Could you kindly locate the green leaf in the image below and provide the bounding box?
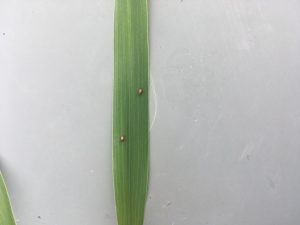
[0,172,16,225]
[113,0,149,225]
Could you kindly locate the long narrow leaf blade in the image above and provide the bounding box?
[0,173,16,225]
[113,0,149,225]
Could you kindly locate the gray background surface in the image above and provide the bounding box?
[1,0,300,225]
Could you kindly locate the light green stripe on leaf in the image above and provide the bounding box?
[0,172,16,225]
[113,0,149,225]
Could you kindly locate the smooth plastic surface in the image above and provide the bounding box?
[1,1,300,225]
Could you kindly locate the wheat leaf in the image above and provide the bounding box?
[0,172,16,225]
[112,0,149,225]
